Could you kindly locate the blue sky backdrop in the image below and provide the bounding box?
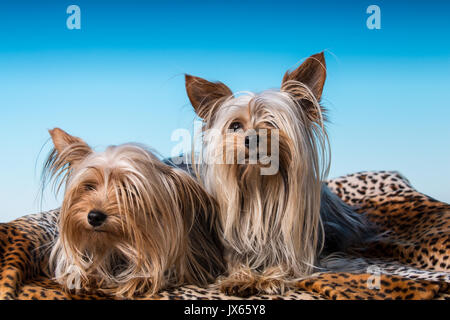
[0,0,449,221]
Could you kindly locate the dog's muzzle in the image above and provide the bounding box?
[244,135,259,149]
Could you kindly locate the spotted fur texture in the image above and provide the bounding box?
[0,171,449,300]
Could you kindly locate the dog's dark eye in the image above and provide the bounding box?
[84,184,96,191]
[229,122,243,132]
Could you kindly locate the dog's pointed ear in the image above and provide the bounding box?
[185,74,232,119]
[282,52,326,101]
[43,128,92,194]
[281,52,327,123]
[48,128,92,164]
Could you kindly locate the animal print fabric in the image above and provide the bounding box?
[0,171,448,300]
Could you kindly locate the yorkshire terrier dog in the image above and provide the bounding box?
[185,52,371,296]
[43,128,224,298]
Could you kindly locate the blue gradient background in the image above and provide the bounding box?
[0,0,449,221]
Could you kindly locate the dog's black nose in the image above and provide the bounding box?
[87,211,107,227]
[245,135,259,149]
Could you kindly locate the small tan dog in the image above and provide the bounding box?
[185,52,370,296]
[44,128,224,298]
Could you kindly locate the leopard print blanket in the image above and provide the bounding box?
[0,171,448,300]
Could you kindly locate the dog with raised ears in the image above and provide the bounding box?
[43,128,225,298]
[185,52,371,297]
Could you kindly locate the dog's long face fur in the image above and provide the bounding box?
[44,128,224,298]
[185,53,329,278]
